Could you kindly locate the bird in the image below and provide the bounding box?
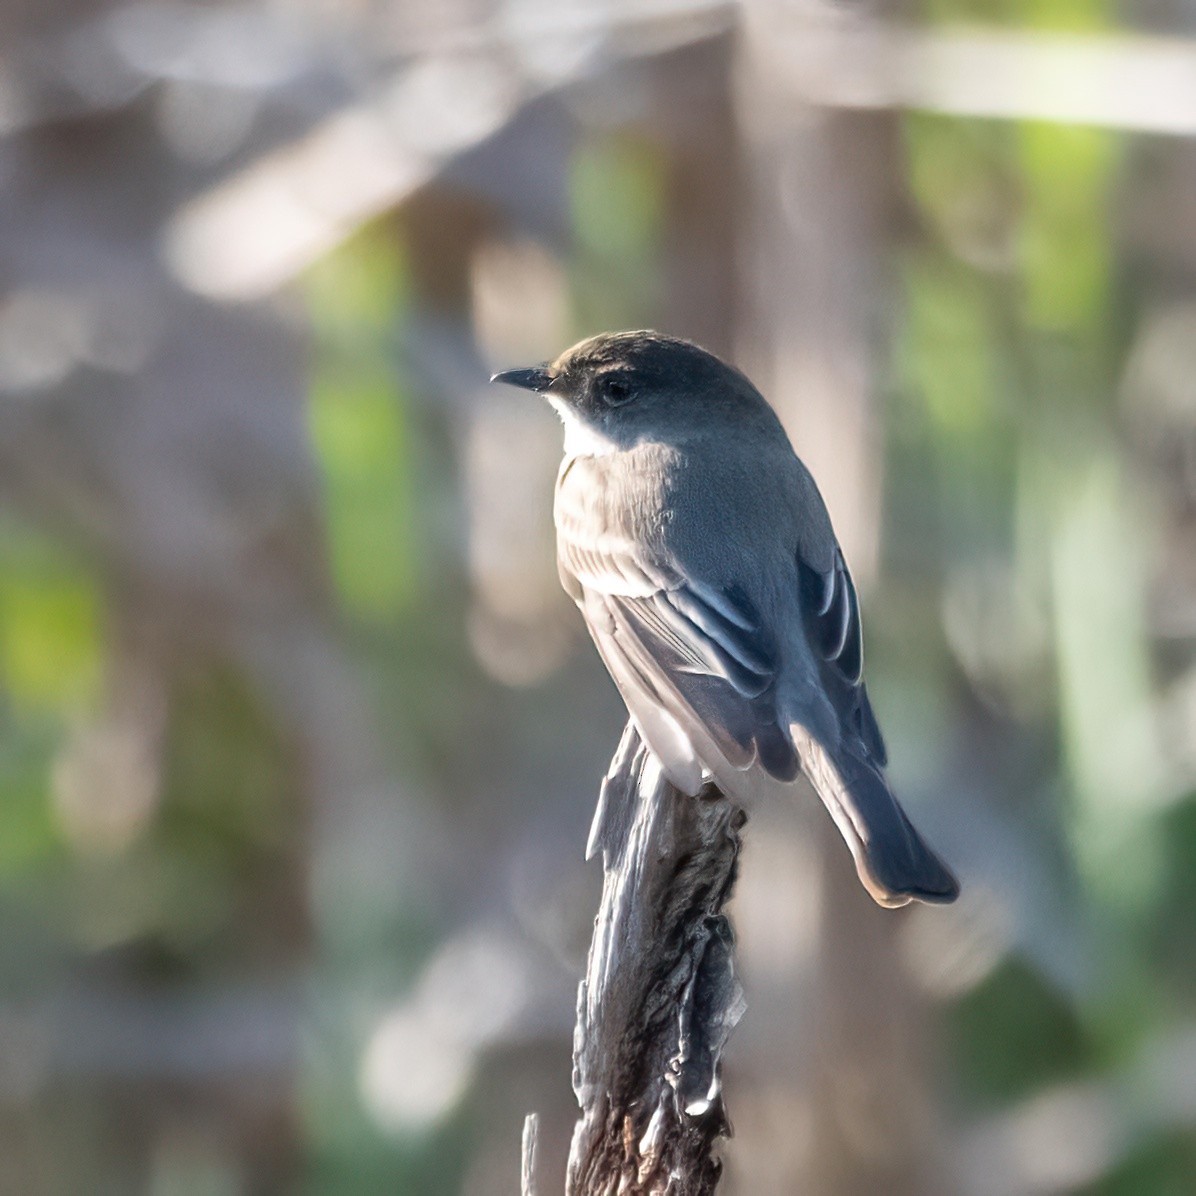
[491,330,958,908]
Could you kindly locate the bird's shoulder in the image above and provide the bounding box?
[659,419,842,584]
[558,427,838,575]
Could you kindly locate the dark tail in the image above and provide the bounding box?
[793,728,959,908]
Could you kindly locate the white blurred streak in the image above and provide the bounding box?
[164,56,520,299]
[164,100,431,299]
[163,1,731,301]
[765,19,1196,136]
[904,31,1196,135]
[389,54,519,156]
[52,663,167,859]
[359,931,543,1134]
[424,933,537,1043]
[899,884,1011,1000]
[962,1082,1121,1196]
[52,720,161,857]
[361,1009,475,1133]
[426,0,731,62]
[15,3,1196,144]
[497,0,605,85]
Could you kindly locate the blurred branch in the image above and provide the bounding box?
[754,18,1196,135]
[156,6,1196,303]
[564,722,745,1195]
[162,7,731,302]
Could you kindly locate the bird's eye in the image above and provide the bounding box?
[602,375,634,407]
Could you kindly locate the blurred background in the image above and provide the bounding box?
[1,0,1195,1193]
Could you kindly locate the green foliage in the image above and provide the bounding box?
[949,957,1090,1103]
[1081,1132,1196,1196]
[1018,122,1116,338]
[0,726,65,880]
[571,135,666,265]
[58,662,300,971]
[310,368,417,621]
[306,224,420,622]
[300,1102,472,1196]
[163,665,291,844]
[569,133,667,331]
[1146,796,1196,999]
[921,0,1111,28]
[901,80,1189,1188]
[1016,0,1112,31]
[0,524,101,714]
[0,523,98,911]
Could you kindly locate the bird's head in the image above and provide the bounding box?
[490,330,768,453]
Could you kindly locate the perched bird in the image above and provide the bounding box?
[492,331,958,908]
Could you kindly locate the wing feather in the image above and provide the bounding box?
[558,530,798,785]
[797,548,885,765]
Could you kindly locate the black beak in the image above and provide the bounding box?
[489,365,554,392]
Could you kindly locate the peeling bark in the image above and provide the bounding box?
[564,722,746,1196]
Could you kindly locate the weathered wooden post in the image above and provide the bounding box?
[524,722,746,1196]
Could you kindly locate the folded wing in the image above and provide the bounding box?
[558,531,800,794]
[558,477,959,908]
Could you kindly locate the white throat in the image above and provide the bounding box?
[552,401,620,458]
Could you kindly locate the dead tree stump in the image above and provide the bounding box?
[558,721,746,1196]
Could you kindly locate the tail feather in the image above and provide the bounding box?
[792,726,959,908]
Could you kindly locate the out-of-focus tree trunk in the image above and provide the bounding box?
[653,36,739,362]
